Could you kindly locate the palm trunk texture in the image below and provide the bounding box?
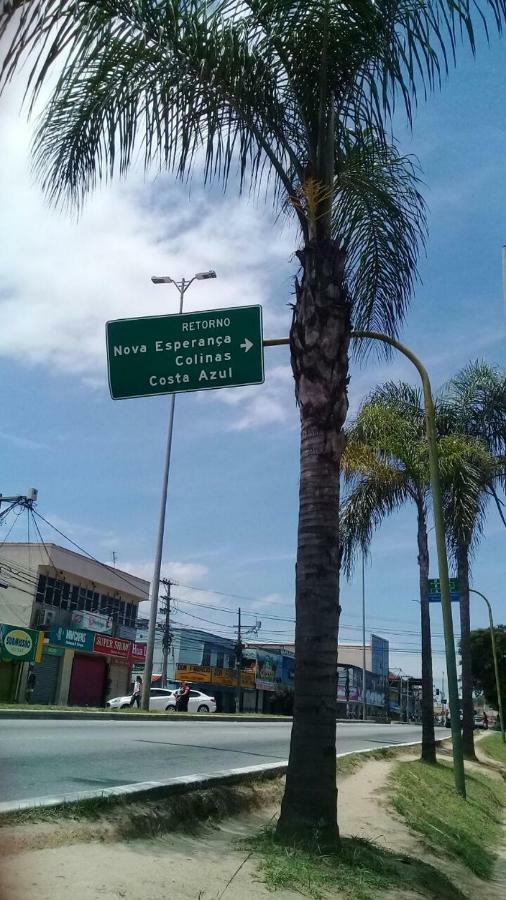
[457,542,475,759]
[416,501,436,763]
[276,238,350,844]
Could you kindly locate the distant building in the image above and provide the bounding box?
[0,543,149,705]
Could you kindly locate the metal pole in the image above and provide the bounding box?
[262,329,466,796]
[236,607,242,714]
[469,589,505,744]
[142,282,185,709]
[353,331,466,797]
[362,551,367,721]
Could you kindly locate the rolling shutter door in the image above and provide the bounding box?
[32,653,60,705]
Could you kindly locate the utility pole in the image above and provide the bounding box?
[235,607,243,714]
[160,579,172,689]
[142,270,217,710]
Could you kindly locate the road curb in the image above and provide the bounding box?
[0,739,442,818]
[0,710,289,723]
[0,710,390,723]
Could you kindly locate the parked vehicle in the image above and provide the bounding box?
[107,686,216,713]
[107,687,176,710]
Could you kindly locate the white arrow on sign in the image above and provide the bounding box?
[240,338,253,352]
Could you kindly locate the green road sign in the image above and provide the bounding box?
[427,577,459,603]
[106,305,264,400]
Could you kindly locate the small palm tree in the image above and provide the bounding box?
[439,362,506,759]
[2,1,505,841]
[341,382,481,763]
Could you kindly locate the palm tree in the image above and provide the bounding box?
[340,382,481,764]
[439,362,506,759]
[2,1,505,842]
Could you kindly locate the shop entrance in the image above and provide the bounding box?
[69,654,107,707]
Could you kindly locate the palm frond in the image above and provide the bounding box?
[340,467,411,577]
[333,134,426,341]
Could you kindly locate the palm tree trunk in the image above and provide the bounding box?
[416,500,436,763]
[457,541,475,759]
[276,238,350,845]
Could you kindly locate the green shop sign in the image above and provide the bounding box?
[0,623,44,662]
[49,624,95,652]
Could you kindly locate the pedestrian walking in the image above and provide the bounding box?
[130,675,142,708]
[175,681,190,712]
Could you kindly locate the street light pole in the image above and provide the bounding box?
[362,551,367,722]
[469,588,505,744]
[352,330,466,797]
[142,271,216,709]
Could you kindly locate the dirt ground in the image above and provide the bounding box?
[0,748,504,900]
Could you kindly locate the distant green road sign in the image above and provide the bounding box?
[106,305,264,399]
[427,577,460,603]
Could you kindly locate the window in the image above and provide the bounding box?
[216,652,224,668]
[70,586,79,610]
[189,691,200,697]
[202,648,211,666]
[36,574,46,603]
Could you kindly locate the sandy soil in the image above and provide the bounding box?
[0,751,504,900]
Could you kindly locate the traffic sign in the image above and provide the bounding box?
[427,578,460,603]
[106,305,264,399]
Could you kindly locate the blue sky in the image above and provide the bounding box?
[1,31,505,686]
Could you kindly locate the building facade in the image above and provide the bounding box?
[0,543,149,705]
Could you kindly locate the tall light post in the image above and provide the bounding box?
[469,588,505,744]
[142,270,217,709]
[361,550,367,721]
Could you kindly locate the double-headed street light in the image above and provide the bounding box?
[141,269,217,710]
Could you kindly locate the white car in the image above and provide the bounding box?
[106,686,216,713]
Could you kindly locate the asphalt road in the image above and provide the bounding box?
[0,720,448,803]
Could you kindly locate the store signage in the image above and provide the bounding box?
[211,667,255,689]
[43,644,65,657]
[130,641,146,663]
[71,610,113,634]
[93,633,130,659]
[106,305,264,400]
[175,663,212,683]
[0,623,44,663]
[49,625,95,652]
[175,663,255,689]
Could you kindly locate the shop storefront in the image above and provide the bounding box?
[34,624,147,707]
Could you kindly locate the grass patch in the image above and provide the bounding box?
[247,828,465,900]
[480,733,506,767]
[390,759,506,879]
[0,776,285,834]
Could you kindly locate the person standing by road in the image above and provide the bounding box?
[176,681,190,712]
[130,675,142,708]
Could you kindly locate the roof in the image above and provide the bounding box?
[0,542,149,601]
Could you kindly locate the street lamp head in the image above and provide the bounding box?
[151,276,173,284]
[195,270,217,280]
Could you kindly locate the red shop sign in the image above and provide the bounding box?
[130,642,146,663]
[93,633,130,659]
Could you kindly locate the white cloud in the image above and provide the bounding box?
[216,364,296,430]
[0,82,295,408]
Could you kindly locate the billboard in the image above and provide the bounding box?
[371,634,389,677]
